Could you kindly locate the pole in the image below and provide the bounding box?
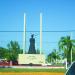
[23,13,26,54]
[40,13,42,54]
[70,32,72,65]
[66,58,67,69]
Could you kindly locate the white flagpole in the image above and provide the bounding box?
[23,13,26,54]
[40,13,42,54]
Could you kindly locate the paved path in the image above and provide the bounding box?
[12,66,65,69]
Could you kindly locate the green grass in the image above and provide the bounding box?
[52,63,65,67]
[0,68,66,73]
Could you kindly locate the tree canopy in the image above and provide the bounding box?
[58,36,75,64]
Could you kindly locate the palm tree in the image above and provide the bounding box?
[58,36,75,64]
[47,49,60,64]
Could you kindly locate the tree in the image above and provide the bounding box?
[72,46,75,61]
[7,41,23,61]
[0,47,8,59]
[36,49,40,54]
[47,49,60,64]
[58,36,75,64]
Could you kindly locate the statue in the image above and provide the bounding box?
[28,34,36,54]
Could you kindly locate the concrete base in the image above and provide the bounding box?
[18,54,45,65]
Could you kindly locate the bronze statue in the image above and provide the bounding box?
[28,34,36,54]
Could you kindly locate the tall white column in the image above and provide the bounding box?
[40,13,42,54]
[23,13,26,54]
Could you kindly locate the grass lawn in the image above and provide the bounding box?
[0,68,66,73]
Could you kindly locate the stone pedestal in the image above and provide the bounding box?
[18,54,45,65]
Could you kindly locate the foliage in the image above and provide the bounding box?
[47,49,60,63]
[7,41,23,61]
[58,36,75,63]
[0,47,8,59]
[36,49,40,54]
[72,46,75,61]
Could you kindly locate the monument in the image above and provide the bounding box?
[28,34,36,54]
[18,13,45,65]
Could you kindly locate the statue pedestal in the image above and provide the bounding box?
[18,54,45,65]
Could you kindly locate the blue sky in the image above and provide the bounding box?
[0,0,75,55]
